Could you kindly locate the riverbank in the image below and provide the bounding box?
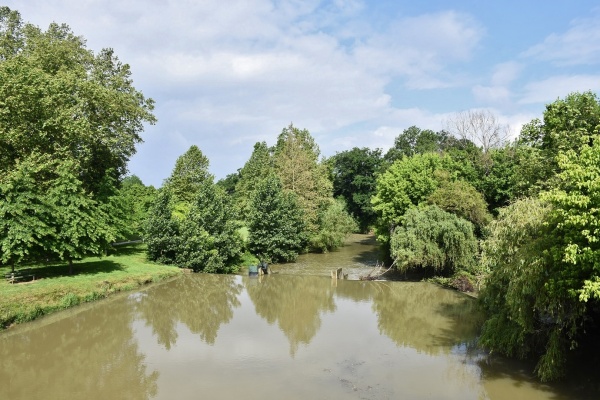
[0,243,182,330]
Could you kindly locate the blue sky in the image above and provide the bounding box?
[5,0,600,187]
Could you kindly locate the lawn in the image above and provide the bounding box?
[0,243,182,329]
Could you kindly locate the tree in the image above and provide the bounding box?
[384,126,451,163]
[163,145,211,212]
[234,141,273,222]
[329,147,383,232]
[390,205,477,275]
[444,109,510,155]
[247,175,308,262]
[273,124,332,233]
[177,183,243,273]
[479,95,600,381]
[518,91,600,192]
[144,190,179,265]
[310,199,358,253]
[427,178,491,236]
[371,153,459,244]
[0,8,156,194]
[0,7,155,272]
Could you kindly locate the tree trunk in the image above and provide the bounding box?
[68,258,74,275]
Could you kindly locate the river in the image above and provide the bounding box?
[0,234,597,399]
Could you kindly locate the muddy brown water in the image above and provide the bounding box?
[0,234,598,399]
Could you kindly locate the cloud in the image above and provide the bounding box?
[519,75,600,104]
[523,11,600,66]
[353,11,484,89]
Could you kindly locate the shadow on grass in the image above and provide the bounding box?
[108,243,146,257]
[24,260,126,280]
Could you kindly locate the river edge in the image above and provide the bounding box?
[0,243,183,330]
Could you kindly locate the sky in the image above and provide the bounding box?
[5,0,600,187]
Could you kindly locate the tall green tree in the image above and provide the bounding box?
[0,7,155,194]
[178,183,243,273]
[144,190,179,265]
[0,7,155,271]
[247,175,308,262]
[273,124,332,233]
[234,141,273,222]
[163,145,211,214]
[330,147,382,232]
[518,91,600,192]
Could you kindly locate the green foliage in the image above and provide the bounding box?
[478,197,564,380]
[390,205,477,274]
[0,153,56,267]
[216,172,240,196]
[178,184,243,273]
[371,152,459,243]
[427,178,491,236]
[310,198,358,253]
[0,7,154,272]
[480,136,600,380]
[164,145,211,212]
[0,9,155,194]
[517,91,600,192]
[234,141,273,222]
[330,147,383,232]
[543,135,600,305]
[0,153,117,271]
[384,126,451,163]
[273,124,333,233]
[145,147,243,273]
[117,175,157,239]
[144,190,179,264]
[247,175,308,262]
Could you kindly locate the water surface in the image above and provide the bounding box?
[1,235,598,399]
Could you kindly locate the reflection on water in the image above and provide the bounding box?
[135,274,242,347]
[0,295,158,400]
[245,275,335,356]
[372,281,481,355]
[1,235,598,399]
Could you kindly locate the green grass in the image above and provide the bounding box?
[0,243,182,330]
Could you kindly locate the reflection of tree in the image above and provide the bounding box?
[372,282,480,355]
[245,275,335,356]
[0,297,157,400]
[136,274,242,346]
[334,279,375,303]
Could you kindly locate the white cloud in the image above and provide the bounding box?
[491,62,521,86]
[519,75,600,104]
[523,11,600,66]
[352,11,483,89]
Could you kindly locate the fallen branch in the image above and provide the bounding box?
[359,261,395,281]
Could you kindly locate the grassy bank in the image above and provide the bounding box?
[0,243,182,330]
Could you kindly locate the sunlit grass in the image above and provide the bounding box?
[0,243,182,329]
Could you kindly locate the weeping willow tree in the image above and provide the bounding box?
[390,205,477,274]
